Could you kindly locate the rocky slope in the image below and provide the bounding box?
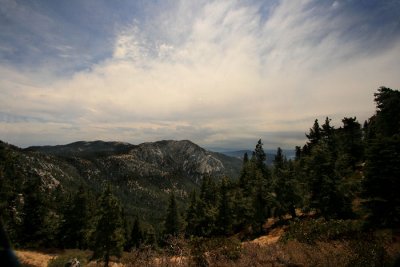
[3,139,242,223]
[26,139,241,184]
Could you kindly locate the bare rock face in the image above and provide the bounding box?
[127,140,227,181]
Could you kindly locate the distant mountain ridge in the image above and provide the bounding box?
[26,139,241,182]
[26,140,135,156]
[221,149,296,165]
[2,139,242,224]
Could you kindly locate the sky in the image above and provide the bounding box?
[1,0,400,150]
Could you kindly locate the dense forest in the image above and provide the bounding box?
[1,86,400,266]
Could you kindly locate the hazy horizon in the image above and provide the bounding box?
[1,0,400,150]
[9,138,295,154]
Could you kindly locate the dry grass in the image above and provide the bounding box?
[16,250,56,267]
[14,226,400,267]
[232,240,351,267]
[247,227,285,246]
[86,262,124,267]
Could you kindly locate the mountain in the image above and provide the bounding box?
[221,149,296,165]
[2,139,242,225]
[26,139,241,183]
[26,140,134,156]
[220,150,253,159]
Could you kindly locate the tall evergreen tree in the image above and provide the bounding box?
[236,140,273,233]
[60,185,91,249]
[363,136,400,227]
[216,178,233,236]
[129,217,143,250]
[193,177,218,236]
[273,147,285,170]
[164,193,181,237]
[305,142,353,219]
[0,143,24,244]
[321,117,334,138]
[254,139,267,174]
[239,152,250,191]
[305,119,321,149]
[91,185,125,267]
[243,152,249,163]
[321,117,336,151]
[273,148,300,219]
[239,159,252,195]
[337,117,363,168]
[372,86,400,136]
[19,175,50,247]
[185,190,198,237]
[295,146,302,160]
[251,182,269,234]
[362,87,400,227]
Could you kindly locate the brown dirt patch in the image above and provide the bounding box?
[250,227,285,246]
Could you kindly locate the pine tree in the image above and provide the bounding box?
[273,147,285,170]
[243,152,249,163]
[373,86,400,136]
[239,159,252,195]
[321,117,334,138]
[60,185,91,249]
[336,117,363,172]
[252,186,266,234]
[185,190,198,237]
[254,139,267,174]
[193,177,218,236]
[216,178,233,236]
[274,160,301,219]
[129,217,143,250]
[305,143,353,219]
[273,147,286,218]
[295,146,302,160]
[321,117,336,151]
[164,193,181,237]
[91,185,125,267]
[200,176,217,206]
[239,152,250,190]
[362,87,400,227]
[236,140,274,233]
[0,144,23,244]
[304,119,321,154]
[19,175,49,247]
[363,136,400,227]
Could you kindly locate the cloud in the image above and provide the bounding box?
[1,0,400,149]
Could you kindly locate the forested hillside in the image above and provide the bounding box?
[1,87,400,266]
[0,139,241,249]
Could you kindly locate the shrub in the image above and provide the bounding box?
[189,236,242,266]
[281,218,363,244]
[120,245,160,267]
[347,231,394,267]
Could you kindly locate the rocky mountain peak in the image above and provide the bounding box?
[24,139,241,184]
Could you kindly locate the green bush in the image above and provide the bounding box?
[48,250,90,267]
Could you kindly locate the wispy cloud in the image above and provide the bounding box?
[1,0,400,149]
